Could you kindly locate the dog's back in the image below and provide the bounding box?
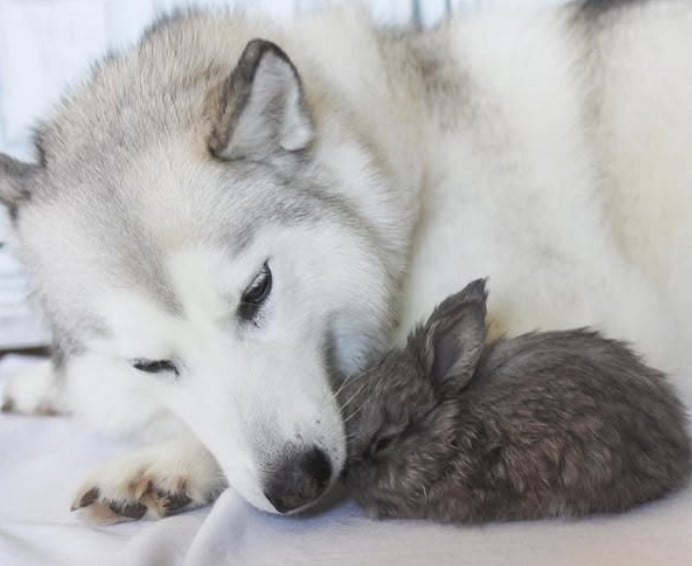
[391,0,692,378]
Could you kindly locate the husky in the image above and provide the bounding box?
[1,0,692,522]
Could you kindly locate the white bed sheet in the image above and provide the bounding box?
[2,354,692,566]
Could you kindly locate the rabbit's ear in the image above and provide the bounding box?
[419,279,488,392]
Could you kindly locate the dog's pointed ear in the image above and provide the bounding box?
[417,279,488,394]
[0,154,38,216]
[208,39,314,161]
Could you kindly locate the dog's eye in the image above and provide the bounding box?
[238,261,272,321]
[133,359,179,377]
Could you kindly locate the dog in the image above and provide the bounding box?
[1,0,691,522]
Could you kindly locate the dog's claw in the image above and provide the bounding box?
[159,490,192,515]
[109,500,148,520]
[72,486,100,510]
[0,398,14,413]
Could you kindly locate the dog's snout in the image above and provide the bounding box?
[263,446,332,513]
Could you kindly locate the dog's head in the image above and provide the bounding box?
[0,21,401,514]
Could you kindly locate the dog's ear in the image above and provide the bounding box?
[418,279,488,394]
[208,39,314,161]
[0,154,39,217]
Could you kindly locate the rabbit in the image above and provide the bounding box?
[338,279,692,522]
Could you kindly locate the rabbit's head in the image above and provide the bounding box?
[338,279,487,511]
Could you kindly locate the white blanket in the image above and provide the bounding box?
[2,355,692,566]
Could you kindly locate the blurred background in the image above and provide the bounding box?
[0,0,568,349]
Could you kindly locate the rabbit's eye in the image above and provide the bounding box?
[373,435,394,454]
[370,427,402,457]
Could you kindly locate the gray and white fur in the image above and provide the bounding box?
[341,279,692,522]
[2,0,692,521]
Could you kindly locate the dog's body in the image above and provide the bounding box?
[2,0,692,520]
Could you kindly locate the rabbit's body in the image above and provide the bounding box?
[341,281,691,522]
[419,330,689,521]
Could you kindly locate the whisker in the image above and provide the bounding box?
[342,406,364,425]
[343,404,362,421]
[317,376,350,409]
[339,380,368,413]
[332,377,351,398]
[332,372,364,401]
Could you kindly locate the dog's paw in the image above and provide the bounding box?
[71,439,226,524]
[1,360,64,416]
[71,472,198,523]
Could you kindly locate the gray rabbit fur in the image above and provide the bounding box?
[339,279,692,522]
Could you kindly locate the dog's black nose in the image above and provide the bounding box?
[263,446,332,513]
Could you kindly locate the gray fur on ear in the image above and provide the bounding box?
[420,278,488,391]
[0,154,38,215]
[208,38,314,161]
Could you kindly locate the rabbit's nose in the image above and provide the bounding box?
[263,446,333,513]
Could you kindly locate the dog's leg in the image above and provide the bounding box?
[71,434,227,524]
[1,359,66,415]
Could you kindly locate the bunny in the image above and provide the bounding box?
[339,279,692,522]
